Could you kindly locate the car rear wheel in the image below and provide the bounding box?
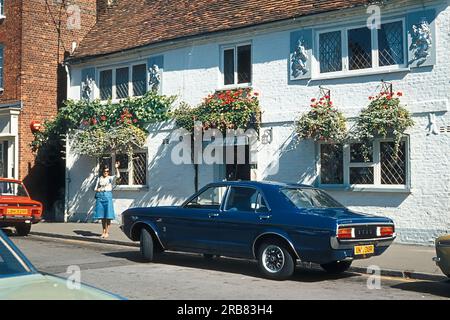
[321,260,352,274]
[15,224,31,236]
[257,241,295,280]
[140,228,155,262]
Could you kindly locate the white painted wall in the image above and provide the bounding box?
[66,1,450,244]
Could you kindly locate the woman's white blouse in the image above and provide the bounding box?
[94,176,118,192]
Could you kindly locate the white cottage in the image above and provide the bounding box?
[65,0,450,245]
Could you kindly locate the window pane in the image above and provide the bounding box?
[237,45,251,84]
[350,167,374,184]
[348,27,372,70]
[99,70,112,100]
[225,187,258,212]
[319,31,342,73]
[132,64,147,96]
[133,153,147,185]
[350,143,373,163]
[116,154,129,185]
[116,67,129,99]
[224,49,235,85]
[320,144,343,184]
[378,21,404,66]
[186,186,227,209]
[381,141,406,185]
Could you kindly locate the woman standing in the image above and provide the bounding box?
[93,161,120,238]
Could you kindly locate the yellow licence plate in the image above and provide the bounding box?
[6,208,28,215]
[354,245,375,255]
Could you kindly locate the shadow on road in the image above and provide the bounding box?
[73,230,102,237]
[390,280,450,299]
[103,250,359,283]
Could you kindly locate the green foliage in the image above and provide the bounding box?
[296,96,347,143]
[172,88,261,132]
[354,91,414,157]
[32,91,175,160]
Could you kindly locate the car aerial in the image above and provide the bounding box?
[121,181,396,280]
[0,178,43,236]
[0,229,123,300]
[433,234,450,279]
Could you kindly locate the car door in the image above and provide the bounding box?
[163,185,228,253]
[215,186,272,258]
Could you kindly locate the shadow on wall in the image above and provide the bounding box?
[261,131,317,185]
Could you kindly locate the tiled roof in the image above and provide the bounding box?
[71,0,371,60]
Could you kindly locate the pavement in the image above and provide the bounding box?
[28,222,448,282]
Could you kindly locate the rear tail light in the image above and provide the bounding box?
[377,226,394,237]
[0,208,3,215]
[337,227,354,239]
[31,209,41,217]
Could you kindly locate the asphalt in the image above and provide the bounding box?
[27,222,448,282]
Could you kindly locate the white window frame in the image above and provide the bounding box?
[312,18,407,79]
[109,150,148,189]
[220,42,252,89]
[97,61,148,102]
[317,137,410,192]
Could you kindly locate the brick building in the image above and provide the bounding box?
[0,0,108,217]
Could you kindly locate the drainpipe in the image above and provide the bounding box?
[63,64,71,223]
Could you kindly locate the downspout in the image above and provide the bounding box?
[63,63,71,222]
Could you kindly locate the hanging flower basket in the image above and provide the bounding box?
[173,88,262,133]
[354,91,414,156]
[295,96,347,143]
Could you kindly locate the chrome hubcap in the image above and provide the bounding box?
[262,245,285,273]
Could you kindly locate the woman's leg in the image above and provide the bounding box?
[101,219,107,237]
[105,219,111,238]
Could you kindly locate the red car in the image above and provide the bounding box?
[0,178,43,236]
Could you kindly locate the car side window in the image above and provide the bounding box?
[225,187,267,213]
[185,186,227,210]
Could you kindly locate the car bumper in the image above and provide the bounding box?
[0,216,41,227]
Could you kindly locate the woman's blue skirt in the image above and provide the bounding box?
[93,191,116,220]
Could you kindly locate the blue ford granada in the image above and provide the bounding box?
[121,181,395,280]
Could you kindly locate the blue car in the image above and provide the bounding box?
[121,181,396,280]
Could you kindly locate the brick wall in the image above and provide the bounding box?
[17,0,97,214]
[0,1,22,105]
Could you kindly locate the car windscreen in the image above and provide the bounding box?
[0,234,31,278]
[0,181,29,197]
[281,188,344,209]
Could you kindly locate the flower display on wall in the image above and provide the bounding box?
[354,90,414,157]
[173,88,261,133]
[295,95,347,143]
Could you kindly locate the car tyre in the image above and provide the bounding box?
[257,240,295,280]
[320,260,352,274]
[15,224,31,236]
[140,228,155,262]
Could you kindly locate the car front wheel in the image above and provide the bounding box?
[140,228,155,262]
[15,224,31,236]
[321,260,352,274]
[257,241,295,280]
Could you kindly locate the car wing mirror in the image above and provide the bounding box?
[256,206,270,214]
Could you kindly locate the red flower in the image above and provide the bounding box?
[311,98,316,103]
[100,115,107,121]
[133,119,138,123]
[369,96,373,100]
[91,118,97,125]
[254,92,259,96]
[397,91,403,97]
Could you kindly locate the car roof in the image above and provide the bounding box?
[206,180,314,189]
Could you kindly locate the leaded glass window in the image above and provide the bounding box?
[319,31,342,73]
[378,21,404,67]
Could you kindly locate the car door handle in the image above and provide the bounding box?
[208,213,220,218]
[259,215,272,220]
